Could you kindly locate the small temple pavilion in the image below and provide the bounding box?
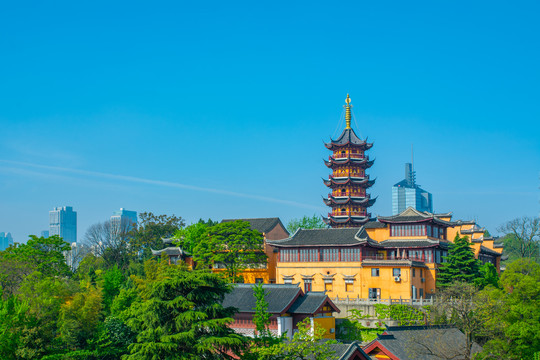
[323,94,376,228]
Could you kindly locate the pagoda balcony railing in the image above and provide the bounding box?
[330,193,368,198]
[332,153,366,160]
[328,212,370,217]
[328,175,366,180]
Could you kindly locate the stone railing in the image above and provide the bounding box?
[332,296,433,306]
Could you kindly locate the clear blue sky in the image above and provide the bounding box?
[1,1,539,242]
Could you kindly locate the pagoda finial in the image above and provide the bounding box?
[344,94,352,129]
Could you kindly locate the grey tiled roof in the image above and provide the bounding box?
[221,284,338,315]
[327,342,369,360]
[222,284,301,314]
[151,247,187,256]
[367,325,482,360]
[325,128,372,148]
[269,227,374,247]
[221,218,289,236]
[288,291,339,314]
[364,221,386,229]
[378,207,453,226]
[480,245,502,256]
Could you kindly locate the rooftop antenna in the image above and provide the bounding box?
[411,143,414,172]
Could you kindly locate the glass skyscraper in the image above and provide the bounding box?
[110,208,138,234]
[49,206,77,244]
[392,163,433,215]
[0,232,14,251]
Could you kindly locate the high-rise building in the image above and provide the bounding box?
[110,208,138,234]
[0,232,14,251]
[49,206,77,243]
[392,163,433,215]
[322,95,376,227]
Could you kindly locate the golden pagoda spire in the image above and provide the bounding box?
[344,94,352,129]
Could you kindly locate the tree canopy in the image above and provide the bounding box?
[286,214,327,233]
[193,220,267,282]
[436,234,480,288]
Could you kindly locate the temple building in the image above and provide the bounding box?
[323,94,376,228]
[270,207,503,301]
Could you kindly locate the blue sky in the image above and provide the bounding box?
[1,1,539,242]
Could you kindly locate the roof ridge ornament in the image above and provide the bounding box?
[344,94,352,129]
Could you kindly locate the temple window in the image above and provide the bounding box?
[304,280,312,293]
[325,282,333,292]
[371,268,380,277]
[299,249,318,262]
[341,248,361,262]
[369,288,381,299]
[412,268,416,277]
[322,248,339,262]
[346,282,353,292]
[393,268,401,277]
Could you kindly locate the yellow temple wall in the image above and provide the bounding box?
[276,262,427,300]
[366,227,389,242]
[313,317,336,339]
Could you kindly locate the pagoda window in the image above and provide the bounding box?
[341,248,360,262]
[341,189,346,194]
[341,150,346,154]
[340,208,346,213]
[322,248,339,262]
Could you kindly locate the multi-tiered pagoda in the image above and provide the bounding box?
[322,95,376,228]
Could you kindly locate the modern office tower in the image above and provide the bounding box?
[392,163,433,215]
[41,230,50,238]
[49,206,77,243]
[110,208,138,234]
[0,232,14,251]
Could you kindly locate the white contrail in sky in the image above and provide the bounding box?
[0,159,321,210]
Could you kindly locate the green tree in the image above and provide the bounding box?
[129,212,185,260]
[252,282,271,338]
[57,282,103,351]
[436,234,480,288]
[478,259,540,359]
[0,292,33,360]
[256,318,337,360]
[193,220,267,282]
[286,214,327,233]
[123,260,246,359]
[172,222,209,254]
[99,265,126,313]
[474,262,500,289]
[498,216,540,261]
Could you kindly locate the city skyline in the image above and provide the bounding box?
[1,1,539,242]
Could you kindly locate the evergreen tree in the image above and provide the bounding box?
[437,234,480,288]
[123,259,246,359]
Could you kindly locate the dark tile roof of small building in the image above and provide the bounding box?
[366,325,481,360]
[222,284,301,314]
[269,227,375,247]
[287,291,330,314]
[222,284,338,315]
[327,342,370,360]
[221,218,289,236]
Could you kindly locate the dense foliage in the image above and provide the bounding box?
[286,214,327,233]
[437,234,480,287]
